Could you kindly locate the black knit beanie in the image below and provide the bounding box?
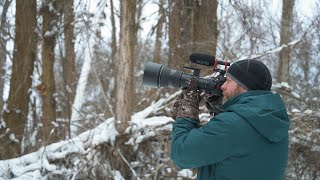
[227,59,272,91]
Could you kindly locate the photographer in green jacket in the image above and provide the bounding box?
[170,59,290,180]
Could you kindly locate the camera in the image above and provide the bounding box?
[142,53,230,97]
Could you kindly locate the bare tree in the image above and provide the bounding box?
[192,0,218,54]
[153,0,165,64]
[115,0,137,133]
[168,0,218,69]
[168,0,192,69]
[110,0,117,66]
[40,0,59,144]
[277,0,295,83]
[109,0,117,115]
[1,0,37,159]
[192,0,218,75]
[62,0,76,139]
[0,0,12,112]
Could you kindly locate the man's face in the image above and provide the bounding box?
[221,76,247,104]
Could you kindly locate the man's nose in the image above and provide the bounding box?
[221,82,226,90]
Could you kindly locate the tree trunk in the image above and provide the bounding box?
[63,0,76,139]
[110,0,117,64]
[40,0,58,144]
[1,0,37,159]
[168,0,193,69]
[109,0,117,115]
[115,0,137,133]
[298,39,311,106]
[277,0,294,83]
[0,0,12,112]
[192,0,218,74]
[70,50,92,136]
[153,0,165,64]
[168,0,218,70]
[192,0,218,54]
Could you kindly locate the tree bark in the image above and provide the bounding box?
[1,0,37,159]
[277,0,294,83]
[110,0,117,64]
[168,0,193,69]
[192,0,218,74]
[109,0,117,114]
[0,0,12,112]
[40,0,58,144]
[63,0,76,139]
[153,0,165,64]
[192,0,218,54]
[168,0,218,70]
[115,0,137,133]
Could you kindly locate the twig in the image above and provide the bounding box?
[242,13,320,61]
[117,148,140,180]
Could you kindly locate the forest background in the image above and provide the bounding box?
[0,0,319,179]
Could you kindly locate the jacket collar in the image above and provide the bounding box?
[220,90,272,110]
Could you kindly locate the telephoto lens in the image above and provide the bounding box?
[142,62,224,97]
[142,62,190,88]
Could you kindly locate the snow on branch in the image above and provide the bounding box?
[240,39,302,60]
[240,15,320,61]
[0,94,176,179]
[0,117,113,178]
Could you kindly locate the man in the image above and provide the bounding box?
[170,59,290,180]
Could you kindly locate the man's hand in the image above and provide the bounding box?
[170,93,183,120]
[170,78,203,121]
[205,94,223,116]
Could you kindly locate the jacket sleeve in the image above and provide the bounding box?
[171,113,242,169]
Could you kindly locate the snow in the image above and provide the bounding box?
[113,170,125,180]
[1,0,319,179]
[0,96,174,179]
[238,38,303,61]
[272,82,292,91]
[0,119,5,128]
[0,118,103,179]
[126,115,173,150]
[311,145,320,152]
[125,94,176,150]
[279,82,291,89]
[177,169,196,179]
[70,49,92,136]
[291,92,300,99]
[291,109,301,113]
[303,109,313,114]
[1,73,317,179]
[130,116,173,132]
[91,118,118,146]
[9,133,19,143]
[129,91,180,122]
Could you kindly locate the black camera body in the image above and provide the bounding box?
[142,53,230,97]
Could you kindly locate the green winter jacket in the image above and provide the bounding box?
[171,91,290,180]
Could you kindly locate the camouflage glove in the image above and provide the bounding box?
[205,94,223,116]
[170,78,203,121]
[170,93,183,120]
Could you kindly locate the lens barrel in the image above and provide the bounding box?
[142,62,224,96]
[142,62,163,87]
[143,62,190,88]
